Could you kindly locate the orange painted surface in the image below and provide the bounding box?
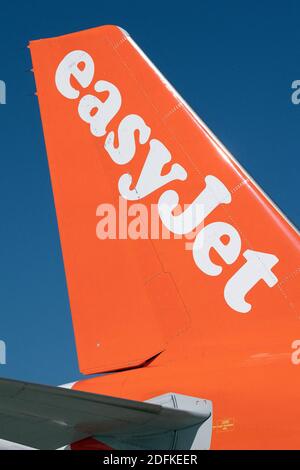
[71,437,112,450]
[30,25,300,449]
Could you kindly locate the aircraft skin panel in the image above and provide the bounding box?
[28,26,300,449]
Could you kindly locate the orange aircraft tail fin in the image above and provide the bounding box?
[30,26,300,376]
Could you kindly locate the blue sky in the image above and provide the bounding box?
[0,0,299,385]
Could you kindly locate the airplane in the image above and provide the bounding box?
[0,25,299,450]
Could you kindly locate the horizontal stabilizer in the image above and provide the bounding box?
[0,378,212,450]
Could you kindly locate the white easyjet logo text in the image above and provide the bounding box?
[55,50,279,313]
